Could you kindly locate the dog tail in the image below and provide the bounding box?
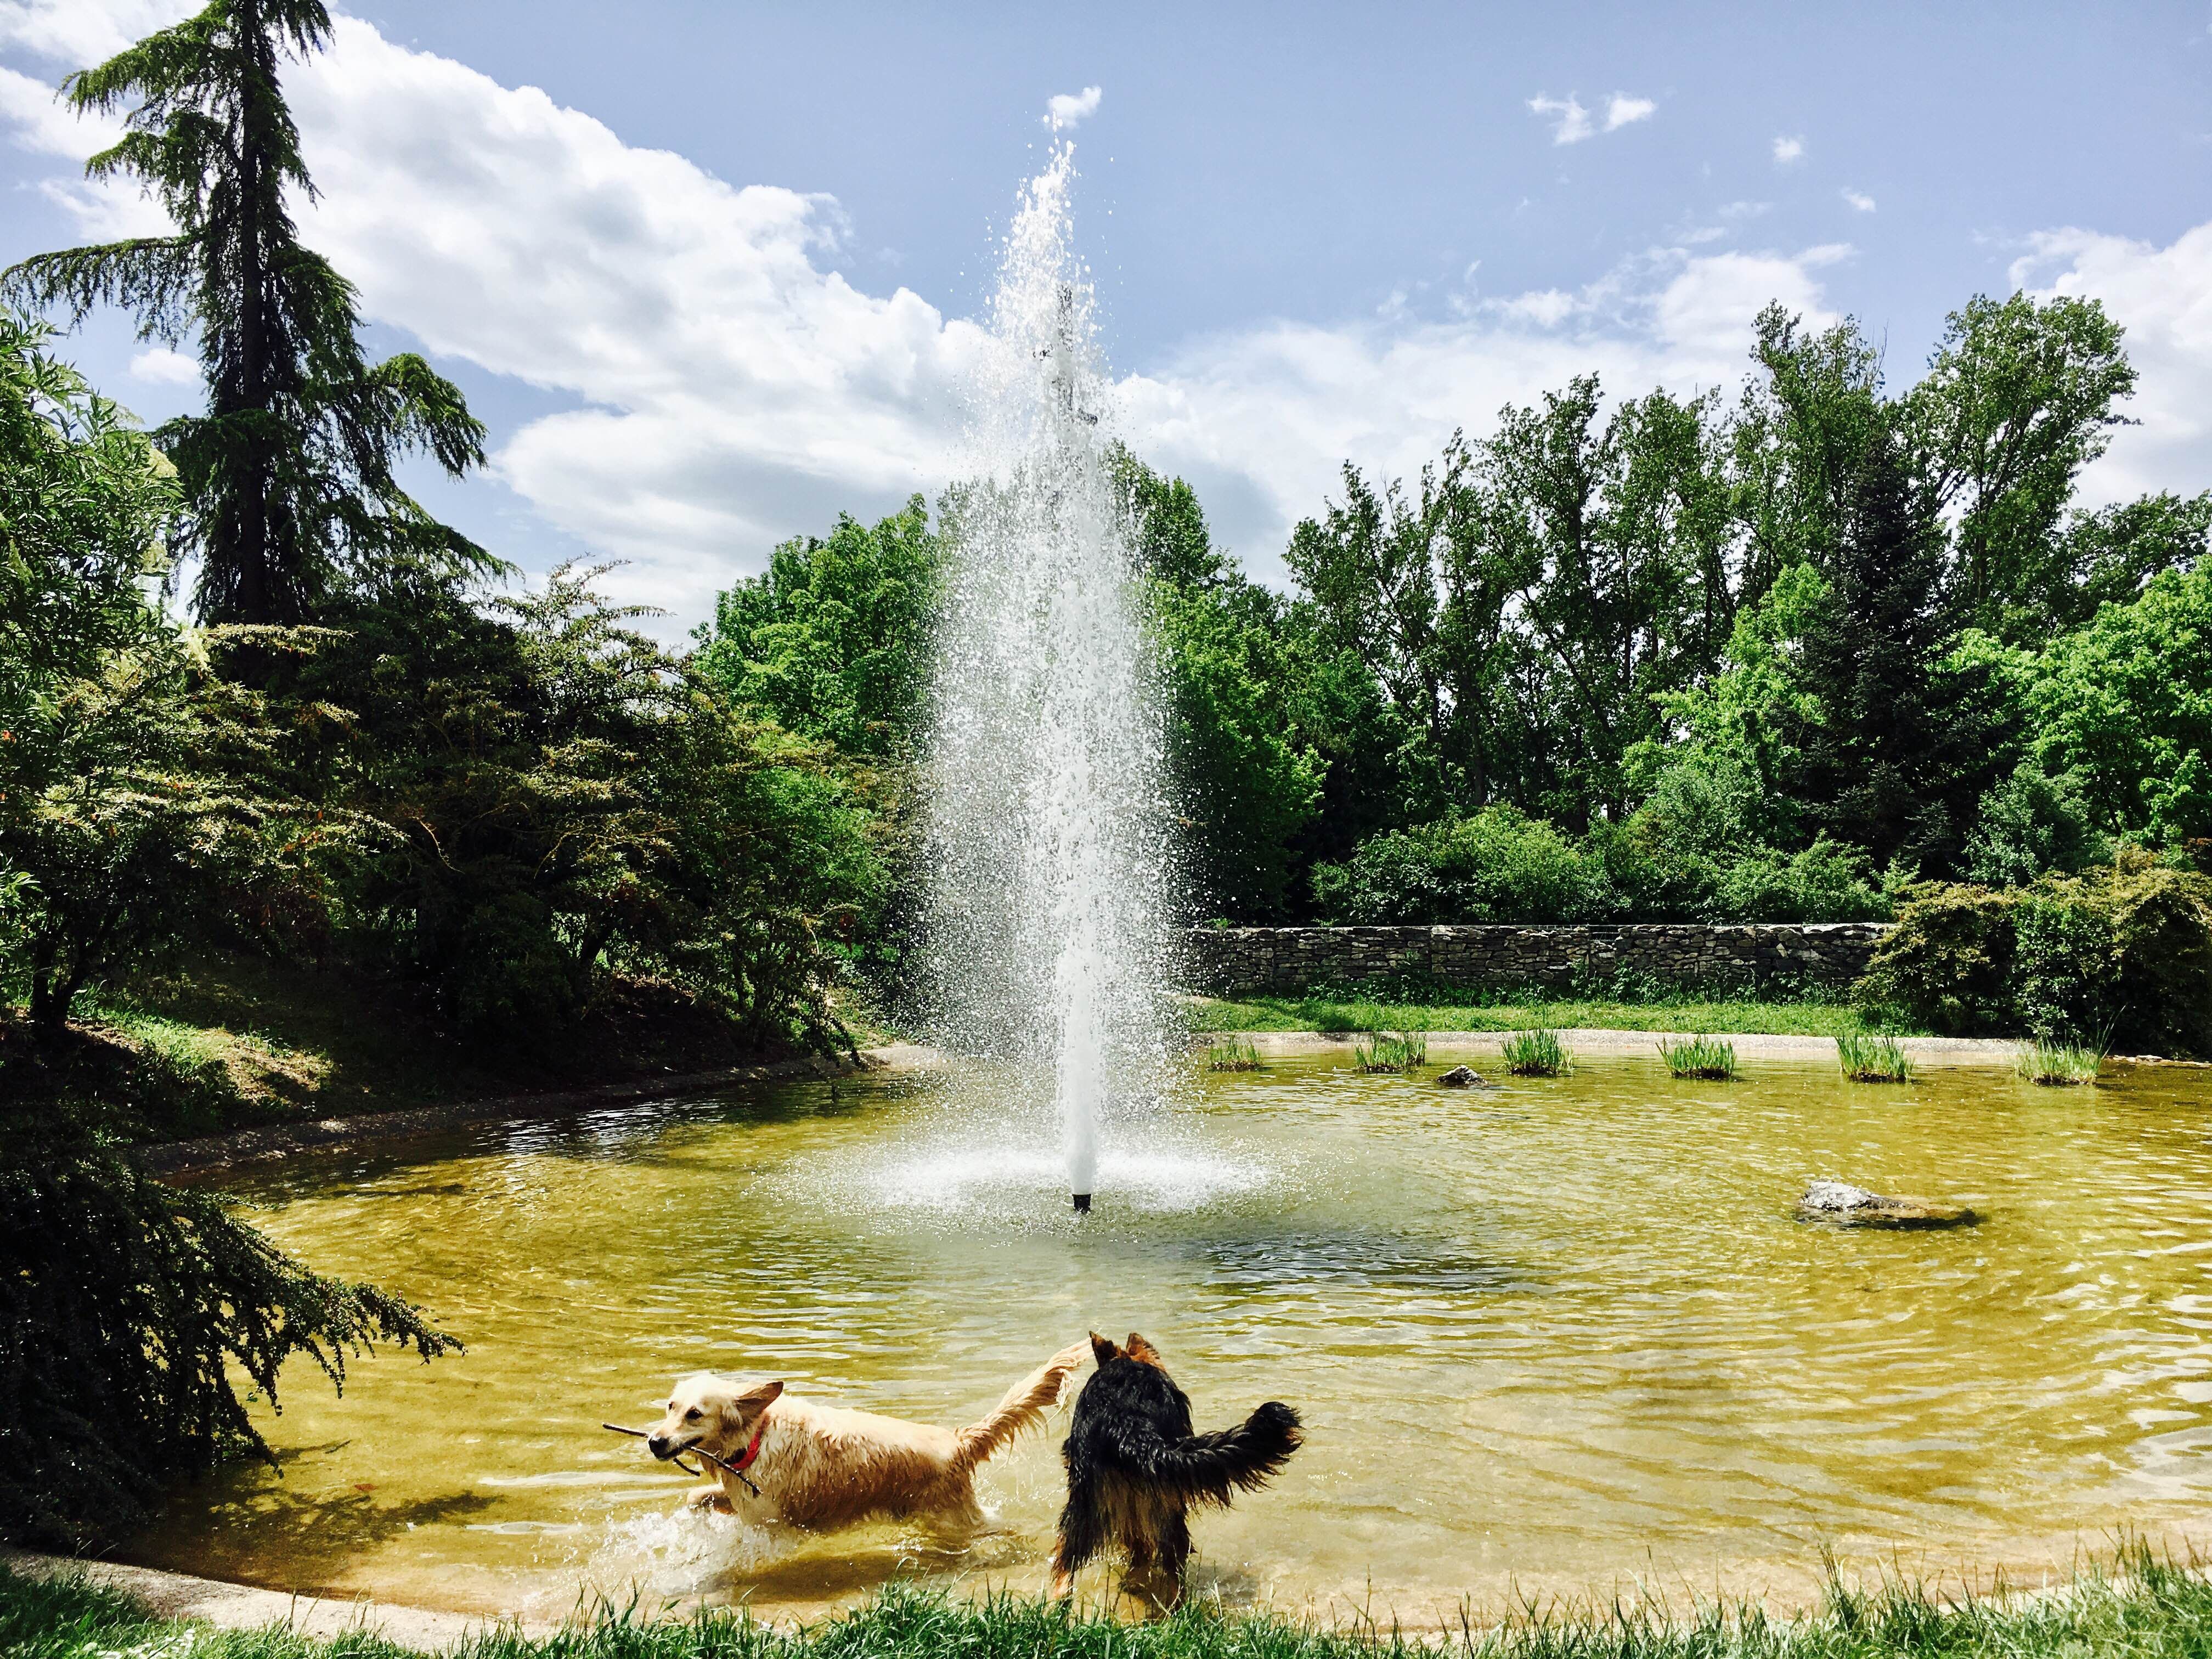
[1136,1400,1304,1507]
[952,1339,1090,1473]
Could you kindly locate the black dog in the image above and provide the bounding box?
[1050,1331,1302,1606]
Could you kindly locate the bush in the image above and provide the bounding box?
[1312,807,1612,923]
[0,1138,455,1548]
[1860,858,2212,1053]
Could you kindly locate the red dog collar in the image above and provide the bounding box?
[727,1417,770,1473]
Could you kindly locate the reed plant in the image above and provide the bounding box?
[1352,1030,1427,1073]
[1500,1025,1571,1076]
[1658,1033,1737,1080]
[2016,1039,2102,1085]
[1203,1036,1263,1072]
[1835,1031,1914,1083]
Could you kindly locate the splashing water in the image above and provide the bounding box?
[919,142,1175,1207]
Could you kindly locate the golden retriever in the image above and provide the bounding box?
[647,1340,1088,1532]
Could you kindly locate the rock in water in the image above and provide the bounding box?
[1437,1065,1489,1088]
[1797,1178,1977,1229]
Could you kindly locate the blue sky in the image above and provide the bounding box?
[4,0,2210,621]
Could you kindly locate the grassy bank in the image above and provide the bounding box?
[9,1549,2212,1659]
[0,952,866,1148]
[1183,990,1911,1039]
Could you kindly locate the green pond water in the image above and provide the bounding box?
[132,1053,2212,1624]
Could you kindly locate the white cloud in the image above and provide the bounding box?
[2012,224,2212,511]
[1527,93,1592,145]
[1719,200,1771,219]
[1841,188,1876,213]
[1604,94,1656,132]
[1045,85,1102,131]
[1772,134,1805,163]
[128,346,198,384]
[0,0,187,65]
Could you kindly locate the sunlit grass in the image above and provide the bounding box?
[1204,1035,1264,1072]
[1186,992,1901,1039]
[10,1543,2212,1659]
[1836,1031,1914,1083]
[1352,1030,1427,1073]
[1659,1033,1739,1080]
[2017,1040,2102,1086]
[1500,1026,1571,1076]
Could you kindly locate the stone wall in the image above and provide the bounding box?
[1179,923,1891,997]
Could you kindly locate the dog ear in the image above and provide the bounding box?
[1124,1332,1163,1365]
[737,1380,783,1410]
[1088,1331,1121,1365]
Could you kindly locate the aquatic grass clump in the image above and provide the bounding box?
[1352,1030,1427,1073]
[1659,1033,1737,1080]
[1836,1031,1914,1083]
[1500,1026,1571,1076]
[1204,1036,1263,1072]
[2017,1039,2102,1085]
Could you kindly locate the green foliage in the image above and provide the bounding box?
[1963,764,2108,886]
[307,566,881,1052]
[2026,562,2212,849]
[1,0,487,625]
[1658,1032,1737,1079]
[695,500,940,759]
[1314,806,1611,924]
[1863,861,2212,1053]
[1500,1025,1570,1076]
[1835,1031,1913,1082]
[0,1137,454,1547]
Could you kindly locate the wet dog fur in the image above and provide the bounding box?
[647,1340,1088,1532]
[1051,1331,1302,1606]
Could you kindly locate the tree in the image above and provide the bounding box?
[0,311,344,1036]
[1787,420,2011,868]
[2,0,486,627]
[2027,563,2212,850]
[1904,292,2137,636]
[695,499,941,759]
[308,566,882,1051]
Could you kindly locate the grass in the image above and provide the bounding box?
[1499,1026,1571,1076]
[1184,990,1906,1040]
[1659,1033,1739,1080]
[1352,1030,1428,1073]
[11,1545,2212,1659]
[1836,1031,1915,1084]
[1204,1035,1265,1071]
[2017,1040,2103,1086]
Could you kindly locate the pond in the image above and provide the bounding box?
[133,1052,2212,1624]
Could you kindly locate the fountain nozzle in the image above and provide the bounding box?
[1072,1192,1092,1214]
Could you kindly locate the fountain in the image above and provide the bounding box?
[917,140,1175,1213]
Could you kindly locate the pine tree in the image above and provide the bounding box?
[1,0,488,628]
[1790,417,2004,868]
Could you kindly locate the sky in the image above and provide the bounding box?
[2,0,2210,626]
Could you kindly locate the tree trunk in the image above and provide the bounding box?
[26,934,69,1038]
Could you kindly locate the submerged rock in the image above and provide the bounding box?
[1796,1178,1977,1229]
[1437,1065,1491,1088]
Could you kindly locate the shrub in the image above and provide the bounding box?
[1658,1034,1737,1079]
[0,1138,455,1548]
[1860,859,2212,1054]
[1312,807,1611,924]
[1857,884,2022,1036]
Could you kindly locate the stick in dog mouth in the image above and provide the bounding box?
[602,1423,761,1497]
